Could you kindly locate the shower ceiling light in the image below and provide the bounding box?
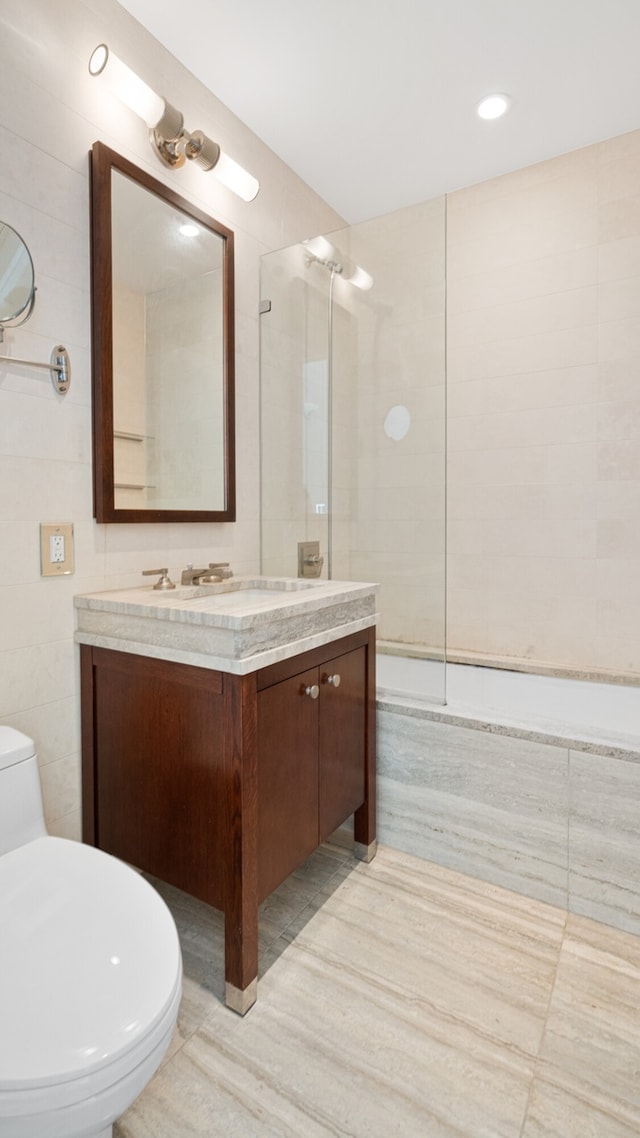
[303,237,374,291]
[303,236,335,260]
[88,44,260,202]
[344,265,373,291]
[476,93,511,120]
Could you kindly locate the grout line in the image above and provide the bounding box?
[517,909,569,1138]
[518,747,571,1137]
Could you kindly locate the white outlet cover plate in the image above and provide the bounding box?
[40,522,74,576]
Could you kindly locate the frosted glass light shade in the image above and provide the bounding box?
[346,265,373,290]
[89,44,164,127]
[213,151,260,203]
[303,236,335,261]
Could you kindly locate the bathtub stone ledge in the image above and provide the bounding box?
[377,642,640,689]
[376,693,640,762]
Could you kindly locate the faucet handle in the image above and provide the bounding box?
[209,562,233,579]
[142,567,176,590]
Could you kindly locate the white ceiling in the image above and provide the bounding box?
[117,0,640,224]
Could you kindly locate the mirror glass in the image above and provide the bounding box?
[0,221,35,324]
[90,142,236,523]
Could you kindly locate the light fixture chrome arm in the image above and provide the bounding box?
[88,45,260,202]
[149,105,221,172]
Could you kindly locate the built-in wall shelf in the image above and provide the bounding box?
[114,429,153,499]
[114,482,155,491]
[114,430,154,442]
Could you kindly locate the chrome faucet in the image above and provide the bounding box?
[181,562,233,585]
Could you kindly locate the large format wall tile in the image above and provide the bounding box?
[568,748,640,935]
[377,710,569,907]
[447,130,640,678]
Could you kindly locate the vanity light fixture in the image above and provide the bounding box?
[476,92,511,120]
[88,44,260,202]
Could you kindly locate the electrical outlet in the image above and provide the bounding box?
[40,523,74,577]
[50,534,65,563]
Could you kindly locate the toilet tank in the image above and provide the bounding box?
[0,727,47,855]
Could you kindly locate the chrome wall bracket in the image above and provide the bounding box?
[0,343,71,395]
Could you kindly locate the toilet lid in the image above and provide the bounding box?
[0,726,35,769]
[0,837,181,1090]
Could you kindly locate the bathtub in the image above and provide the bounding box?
[375,651,640,932]
[376,652,640,750]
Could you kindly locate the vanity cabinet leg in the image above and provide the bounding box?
[224,674,259,1015]
[225,961,258,1015]
[224,866,258,1015]
[354,628,377,860]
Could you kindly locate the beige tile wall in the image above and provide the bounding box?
[344,199,447,651]
[0,0,343,837]
[447,131,640,678]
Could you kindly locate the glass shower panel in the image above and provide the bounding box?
[259,243,331,578]
[338,199,446,692]
[260,195,446,703]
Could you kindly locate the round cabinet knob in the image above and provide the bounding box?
[304,684,320,700]
[324,673,341,687]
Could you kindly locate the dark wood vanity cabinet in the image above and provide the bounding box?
[257,644,367,900]
[80,627,376,1012]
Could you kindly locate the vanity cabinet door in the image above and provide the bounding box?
[257,645,368,899]
[257,665,319,901]
[88,649,227,910]
[318,646,366,842]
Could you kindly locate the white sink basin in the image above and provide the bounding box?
[186,576,320,598]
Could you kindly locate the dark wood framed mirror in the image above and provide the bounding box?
[90,141,236,523]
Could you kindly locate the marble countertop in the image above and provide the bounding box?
[74,577,379,674]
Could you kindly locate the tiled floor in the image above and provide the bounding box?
[115,842,640,1137]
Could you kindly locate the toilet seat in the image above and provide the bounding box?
[0,836,181,1112]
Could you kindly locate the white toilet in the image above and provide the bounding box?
[0,726,182,1138]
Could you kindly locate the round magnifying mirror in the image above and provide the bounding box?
[0,221,35,324]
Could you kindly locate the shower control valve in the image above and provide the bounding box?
[297,540,324,578]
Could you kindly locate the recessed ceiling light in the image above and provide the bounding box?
[476,93,511,120]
